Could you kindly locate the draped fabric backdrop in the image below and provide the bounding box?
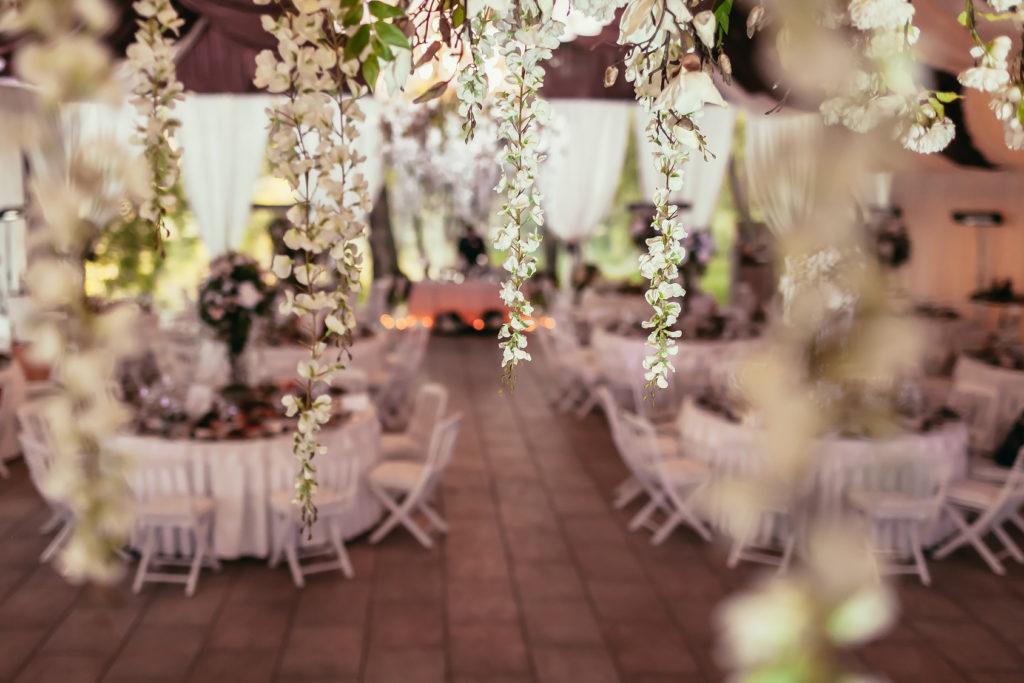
[178,94,272,257]
[539,99,632,243]
[635,105,738,231]
[744,112,823,236]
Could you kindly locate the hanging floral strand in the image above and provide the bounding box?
[612,0,729,393]
[256,0,408,531]
[489,1,563,386]
[125,0,185,256]
[11,0,146,583]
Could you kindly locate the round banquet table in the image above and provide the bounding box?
[675,401,969,550]
[591,329,760,392]
[116,408,382,559]
[407,279,505,325]
[245,334,387,385]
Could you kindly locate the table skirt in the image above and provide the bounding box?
[116,409,382,559]
[676,402,969,551]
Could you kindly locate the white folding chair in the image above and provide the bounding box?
[18,437,73,563]
[380,382,448,462]
[845,451,953,586]
[597,387,678,515]
[268,450,361,588]
[933,446,1024,575]
[996,385,1024,444]
[947,382,999,454]
[17,401,69,538]
[719,440,798,575]
[130,452,219,597]
[547,321,603,418]
[367,413,462,548]
[617,410,711,545]
[375,325,430,430]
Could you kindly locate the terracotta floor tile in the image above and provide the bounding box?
[292,579,371,627]
[186,650,277,683]
[105,625,204,679]
[363,646,446,683]
[860,641,968,683]
[532,645,621,683]
[449,623,530,677]
[504,527,572,565]
[604,622,699,675]
[587,581,673,624]
[13,653,107,683]
[0,628,47,679]
[42,606,139,656]
[277,625,363,679]
[913,620,1024,671]
[370,600,444,648]
[522,599,604,645]
[447,579,520,624]
[513,563,587,602]
[205,602,291,651]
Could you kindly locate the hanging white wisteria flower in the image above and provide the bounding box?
[901,98,957,153]
[959,35,1012,92]
[490,1,563,385]
[256,0,408,530]
[124,0,185,255]
[614,0,728,393]
[11,0,146,584]
[989,82,1024,148]
[456,8,497,141]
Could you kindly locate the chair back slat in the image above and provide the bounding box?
[406,383,448,448]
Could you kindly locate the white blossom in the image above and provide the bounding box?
[848,0,914,31]
[901,115,955,154]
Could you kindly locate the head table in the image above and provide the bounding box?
[115,408,382,559]
[407,279,505,326]
[676,400,968,552]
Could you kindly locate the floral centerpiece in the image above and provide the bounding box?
[198,252,273,385]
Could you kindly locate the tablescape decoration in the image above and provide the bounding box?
[197,252,273,385]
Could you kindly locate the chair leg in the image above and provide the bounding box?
[0,458,9,479]
[268,513,285,569]
[613,477,643,509]
[283,523,305,588]
[628,494,662,532]
[132,526,155,594]
[935,507,1006,575]
[909,523,931,587]
[574,389,598,419]
[40,518,73,564]
[328,520,354,579]
[419,502,449,534]
[370,486,433,548]
[727,524,752,569]
[992,524,1024,563]
[39,510,63,535]
[778,528,797,575]
[185,523,207,597]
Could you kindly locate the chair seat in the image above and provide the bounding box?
[136,496,214,520]
[380,433,421,460]
[270,488,351,515]
[847,490,936,520]
[368,460,425,492]
[969,462,1010,483]
[946,479,1002,510]
[656,433,680,457]
[660,457,710,485]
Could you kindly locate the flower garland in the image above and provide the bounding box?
[456,11,495,142]
[11,0,144,583]
[124,0,184,257]
[956,1,1024,150]
[490,2,563,385]
[255,0,406,530]
[614,0,727,393]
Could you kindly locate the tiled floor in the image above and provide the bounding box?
[1,335,1024,683]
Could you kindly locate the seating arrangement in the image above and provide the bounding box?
[380,382,448,462]
[367,413,462,548]
[947,381,1000,454]
[933,446,1024,575]
[130,452,220,597]
[846,453,953,585]
[268,451,361,588]
[374,324,430,430]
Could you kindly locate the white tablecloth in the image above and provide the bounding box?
[591,329,760,393]
[116,409,382,559]
[676,401,968,549]
[578,290,652,328]
[245,335,387,385]
[407,280,505,325]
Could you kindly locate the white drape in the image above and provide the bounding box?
[178,94,272,257]
[354,97,384,205]
[635,105,737,230]
[744,112,823,236]
[539,99,632,243]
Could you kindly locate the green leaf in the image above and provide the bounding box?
[345,24,371,60]
[373,37,394,62]
[362,56,380,92]
[375,21,410,49]
[713,0,733,37]
[342,3,363,26]
[368,1,404,20]
[934,91,959,103]
[957,10,969,26]
[452,4,465,27]
[1016,99,1024,126]
[928,97,945,119]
